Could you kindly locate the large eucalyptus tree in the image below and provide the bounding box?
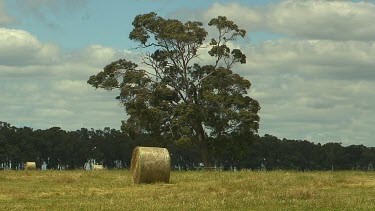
[88,13,260,166]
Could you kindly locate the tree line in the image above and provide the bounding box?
[1,121,374,171]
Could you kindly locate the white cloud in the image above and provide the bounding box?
[244,39,375,80]
[0,28,125,131]
[0,74,124,130]
[67,45,121,67]
[205,0,375,41]
[239,39,375,146]
[0,28,60,66]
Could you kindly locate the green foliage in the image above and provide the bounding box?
[88,13,260,166]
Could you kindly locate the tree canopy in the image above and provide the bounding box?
[87,13,260,166]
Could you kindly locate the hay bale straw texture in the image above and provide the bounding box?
[93,165,104,170]
[130,147,171,184]
[25,162,36,170]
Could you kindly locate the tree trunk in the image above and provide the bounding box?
[196,124,210,167]
[200,141,210,167]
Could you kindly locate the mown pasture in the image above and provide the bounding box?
[0,170,374,210]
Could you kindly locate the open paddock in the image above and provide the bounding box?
[0,170,374,210]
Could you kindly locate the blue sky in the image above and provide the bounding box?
[1,0,375,147]
[4,0,281,50]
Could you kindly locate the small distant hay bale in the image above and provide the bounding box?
[93,165,104,170]
[130,146,171,184]
[25,162,36,170]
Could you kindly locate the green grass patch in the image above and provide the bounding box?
[0,170,374,210]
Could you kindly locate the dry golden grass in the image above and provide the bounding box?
[0,170,374,210]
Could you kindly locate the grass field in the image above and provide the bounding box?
[0,170,374,210]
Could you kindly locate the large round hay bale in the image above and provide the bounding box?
[93,164,104,170]
[130,146,171,184]
[25,162,36,170]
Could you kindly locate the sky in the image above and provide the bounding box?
[1,0,375,147]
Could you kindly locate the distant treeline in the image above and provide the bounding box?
[0,121,374,171]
